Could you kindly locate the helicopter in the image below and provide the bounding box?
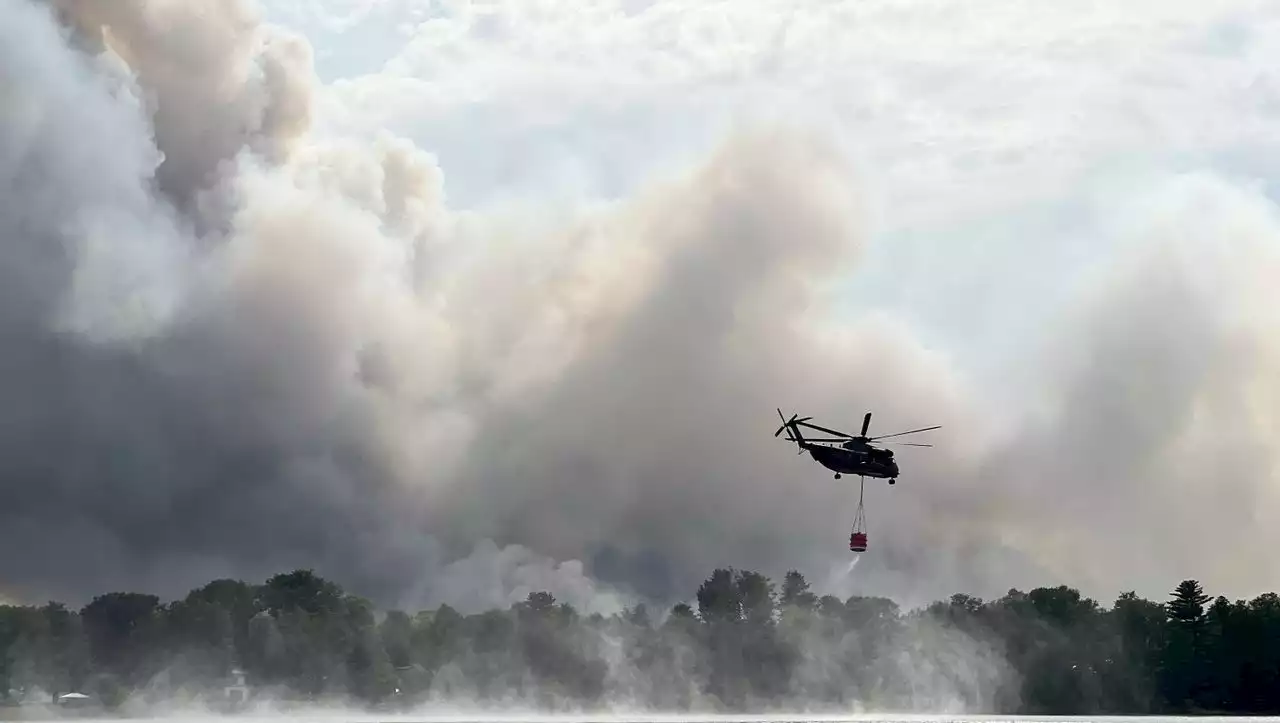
[774,409,940,484]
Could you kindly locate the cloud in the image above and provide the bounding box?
[311,0,1280,213]
[0,0,1278,620]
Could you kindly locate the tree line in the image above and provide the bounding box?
[2,568,1278,714]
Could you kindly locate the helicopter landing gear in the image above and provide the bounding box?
[834,473,842,480]
[889,478,896,485]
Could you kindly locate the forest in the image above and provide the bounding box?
[2,568,1278,714]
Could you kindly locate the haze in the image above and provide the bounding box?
[2,0,1279,615]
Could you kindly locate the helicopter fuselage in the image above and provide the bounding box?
[805,443,899,480]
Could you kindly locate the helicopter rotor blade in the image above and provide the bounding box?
[793,420,855,438]
[868,425,942,441]
[880,442,933,447]
[861,412,872,437]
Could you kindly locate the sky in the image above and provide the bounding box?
[2,0,1280,616]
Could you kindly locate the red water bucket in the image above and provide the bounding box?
[849,531,868,552]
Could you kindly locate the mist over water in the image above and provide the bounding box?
[14,714,1280,723]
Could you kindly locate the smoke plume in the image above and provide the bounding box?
[1,0,1278,616]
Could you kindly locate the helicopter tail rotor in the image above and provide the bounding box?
[775,409,811,452]
[775,409,811,437]
[774,408,794,437]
